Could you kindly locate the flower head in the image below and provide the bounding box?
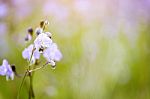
[43,43,62,66]
[0,59,14,80]
[34,33,52,53]
[22,44,40,64]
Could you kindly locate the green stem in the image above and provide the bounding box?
[28,62,49,99]
[29,62,49,73]
[28,48,35,99]
[17,46,36,99]
[17,70,28,99]
[29,71,35,99]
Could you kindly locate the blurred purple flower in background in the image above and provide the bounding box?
[12,0,33,20]
[0,22,9,57]
[0,3,8,18]
[0,59,14,80]
[22,44,40,64]
[43,0,69,21]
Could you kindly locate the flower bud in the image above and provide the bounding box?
[28,27,33,35]
[40,20,44,28]
[11,65,16,73]
[35,27,43,35]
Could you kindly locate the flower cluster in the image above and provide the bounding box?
[0,20,62,81]
[0,20,62,99]
[22,20,62,68]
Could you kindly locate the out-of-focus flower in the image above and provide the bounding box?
[0,23,7,36]
[34,33,52,53]
[22,44,40,64]
[0,59,14,80]
[43,43,62,67]
[43,1,69,21]
[0,3,8,18]
[13,0,33,21]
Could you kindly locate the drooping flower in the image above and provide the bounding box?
[25,28,33,41]
[22,44,40,64]
[0,59,14,80]
[43,43,62,66]
[25,33,32,41]
[34,33,52,53]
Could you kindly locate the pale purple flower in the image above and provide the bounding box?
[25,27,33,41]
[34,33,52,53]
[43,43,62,66]
[22,44,40,64]
[35,27,43,35]
[0,59,14,80]
[25,33,32,41]
[0,3,8,18]
[45,32,52,38]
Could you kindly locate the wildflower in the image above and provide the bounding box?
[22,44,40,64]
[25,33,32,41]
[43,43,62,67]
[0,59,14,80]
[45,32,52,38]
[35,27,43,35]
[34,33,52,53]
[25,28,33,41]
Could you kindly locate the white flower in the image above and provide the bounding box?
[35,27,43,35]
[45,32,52,38]
[43,43,62,66]
[22,44,40,64]
[34,33,52,53]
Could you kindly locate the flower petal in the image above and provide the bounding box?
[0,65,6,75]
[43,43,62,62]
[34,33,52,50]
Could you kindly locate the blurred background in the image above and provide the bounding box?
[0,0,150,99]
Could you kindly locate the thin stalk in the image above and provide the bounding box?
[17,70,28,99]
[28,48,35,99]
[29,62,49,73]
[29,71,35,99]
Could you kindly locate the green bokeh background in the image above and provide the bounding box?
[0,0,150,99]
